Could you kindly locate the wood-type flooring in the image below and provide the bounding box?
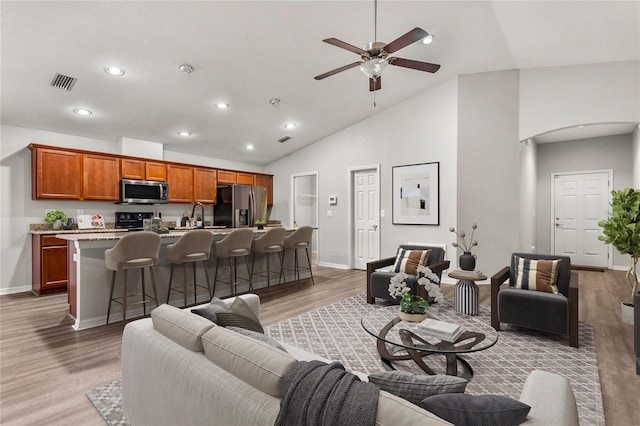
[0,267,638,425]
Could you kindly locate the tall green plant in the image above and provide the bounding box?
[598,187,640,305]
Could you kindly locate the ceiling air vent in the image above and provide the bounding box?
[278,136,292,143]
[50,73,77,91]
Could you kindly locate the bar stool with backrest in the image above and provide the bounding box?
[250,227,286,290]
[165,230,214,307]
[212,228,254,296]
[105,231,161,325]
[283,225,315,285]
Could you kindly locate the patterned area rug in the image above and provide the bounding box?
[87,293,604,425]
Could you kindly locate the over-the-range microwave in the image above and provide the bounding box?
[120,179,168,204]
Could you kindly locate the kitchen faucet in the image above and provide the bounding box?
[191,202,205,229]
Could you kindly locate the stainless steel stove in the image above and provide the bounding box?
[115,212,154,231]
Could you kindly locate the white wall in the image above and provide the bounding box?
[535,133,634,268]
[457,70,521,275]
[519,61,640,140]
[0,124,263,294]
[633,125,640,188]
[519,139,537,252]
[266,79,459,268]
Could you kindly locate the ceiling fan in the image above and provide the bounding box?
[314,1,441,92]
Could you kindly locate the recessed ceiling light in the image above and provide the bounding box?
[177,130,192,136]
[246,144,255,150]
[216,103,230,109]
[179,64,194,73]
[283,122,296,130]
[269,98,281,106]
[104,66,125,76]
[73,108,92,116]
[422,33,434,45]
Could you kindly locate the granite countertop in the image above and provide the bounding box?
[30,228,128,235]
[54,227,275,242]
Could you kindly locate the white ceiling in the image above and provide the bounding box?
[1,1,638,165]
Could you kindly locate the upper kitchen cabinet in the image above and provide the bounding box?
[217,170,237,184]
[167,164,194,203]
[30,145,82,199]
[255,174,273,206]
[82,154,120,201]
[237,172,255,186]
[121,158,167,181]
[194,167,217,204]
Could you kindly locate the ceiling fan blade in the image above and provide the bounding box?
[323,38,367,55]
[314,62,362,80]
[388,57,441,73]
[369,77,381,92]
[384,27,428,54]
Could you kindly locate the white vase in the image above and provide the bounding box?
[52,219,63,230]
[621,302,634,325]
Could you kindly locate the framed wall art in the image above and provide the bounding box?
[392,162,439,225]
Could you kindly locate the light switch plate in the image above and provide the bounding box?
[327,210,333,217]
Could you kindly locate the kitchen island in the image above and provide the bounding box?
[57,228,309,330]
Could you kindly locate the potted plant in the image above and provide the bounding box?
[44,210,67,230]
[255,219,267,230]
[196,214,203,228]
[389,265,444,322]
[598,187,640,325]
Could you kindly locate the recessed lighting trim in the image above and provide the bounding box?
[104,66,125,76]
[179,64,194,73]
[246,144,255,150]
[422,33,434,45]
[216,103,230,109]
[177,130,192,136]
[283,122,296,130]
[73,108,92,116]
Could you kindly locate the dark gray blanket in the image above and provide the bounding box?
[274,360,379,426]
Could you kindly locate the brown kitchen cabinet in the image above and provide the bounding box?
[217,170,237,184]
[32,234,68,295]
[194,167,217,204]
[255,174,273,206]
[82,153,120,200]
[236,172,255,185]
[121,158,167,181]
[31,147,82,199]
[167,164,194,203]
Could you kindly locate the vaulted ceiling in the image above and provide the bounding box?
[1,1,638,165]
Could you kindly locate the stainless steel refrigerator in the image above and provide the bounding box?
[213,184,268,228]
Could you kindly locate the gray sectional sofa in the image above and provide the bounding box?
[121,294,580,425]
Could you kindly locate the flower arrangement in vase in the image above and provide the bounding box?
[388,265,443,322]
[450,223,478,271]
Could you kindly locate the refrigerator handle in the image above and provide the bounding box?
[249,189,254,226]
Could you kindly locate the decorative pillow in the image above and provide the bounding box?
[151,304,215,352]
[392,249,431,275]
[420,393,531,426]
[513,257,561,294]
[226,326,288,352]
[368,371,467,405]
[215,296,265,333]
[191,297,228,323]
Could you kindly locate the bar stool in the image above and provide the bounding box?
[166,230,214,307]
[250,227,286,289]
[212,228,254,296]
[283,226,315,285]
[105,231,161,324]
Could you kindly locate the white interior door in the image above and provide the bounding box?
[553,171,610,267]
[292,173,318,256]
[353,169,380,270]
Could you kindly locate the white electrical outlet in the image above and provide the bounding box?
[380,210,385,217]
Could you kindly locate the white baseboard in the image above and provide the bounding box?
[612,265,628,271]
[317,262,348,269]
[0,285,32,295]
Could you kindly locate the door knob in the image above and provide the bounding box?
[372,224,378,230]
[555,223,561,228]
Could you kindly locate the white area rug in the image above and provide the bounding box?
[87,293,604,425]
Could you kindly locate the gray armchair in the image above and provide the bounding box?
[491,253,578,348]
[366,244,449,304]
[635,290,639,375]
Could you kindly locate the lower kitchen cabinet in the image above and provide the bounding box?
[32,234,68,295]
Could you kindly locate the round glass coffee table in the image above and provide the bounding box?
[361,304,498,380]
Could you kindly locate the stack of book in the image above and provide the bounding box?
[417,318,462,343]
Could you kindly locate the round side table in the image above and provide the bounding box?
[449,270,487,316]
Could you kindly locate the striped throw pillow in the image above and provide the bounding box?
[514,257,561,294]
[393,249,431,275]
